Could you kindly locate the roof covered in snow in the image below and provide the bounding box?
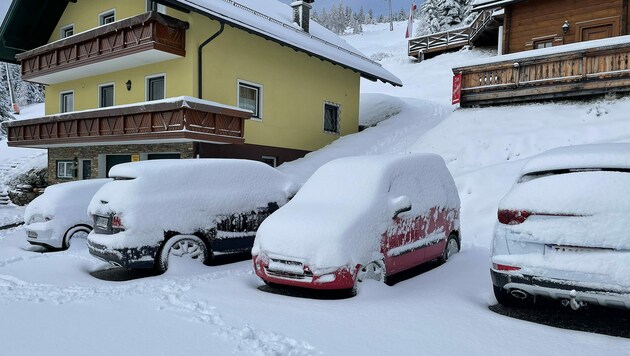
[0,0,402,86]
[471,0,524,11]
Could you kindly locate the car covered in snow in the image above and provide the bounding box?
[491,143,630,310]
[87,159,297,272]
[252,154,461,292]
[25,179,111,250]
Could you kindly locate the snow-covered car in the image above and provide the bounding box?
[252,154,461,292]
[25,179,112,250]
[491,143,630,310]
[87,159,297,272]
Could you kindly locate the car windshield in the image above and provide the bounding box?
[517,168,630,183]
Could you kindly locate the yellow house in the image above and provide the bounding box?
[0,0,401,183]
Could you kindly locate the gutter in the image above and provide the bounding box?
[198,21,224,99]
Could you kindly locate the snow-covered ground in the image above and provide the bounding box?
[1,21,630,355]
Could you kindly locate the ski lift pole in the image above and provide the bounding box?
[4,63,20,115]
[389,0,393,31]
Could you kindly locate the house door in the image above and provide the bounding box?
[81,160,92,180]
[105,155,132,177]
[582,25,613,42]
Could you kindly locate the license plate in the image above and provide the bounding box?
[268,259,304,275]
[545,244,601,253]
[27,231,37,239]
[95,216,109,230]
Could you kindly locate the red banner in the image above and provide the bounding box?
[452,73,462,105]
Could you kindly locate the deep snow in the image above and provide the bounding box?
[1,20,630,355]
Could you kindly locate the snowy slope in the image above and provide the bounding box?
[1,21,629,356]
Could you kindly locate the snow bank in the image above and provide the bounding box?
[88,159,297,248]
[254,154,459,269]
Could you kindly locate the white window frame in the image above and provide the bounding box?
[57,160,74,179]
[146,1,167,14]
[60,90,74,113]
[261,155,277,167]
[98,82,115,108]
[60,24,74,38]
[99,9,116,26]
[145,73,166,101]
[323,101,341,134]
[237,79,263,120]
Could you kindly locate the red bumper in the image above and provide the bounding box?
[253,255,358,290]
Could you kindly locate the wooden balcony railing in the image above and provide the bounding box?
[408,10,495,58]
[16,12,188,84]
[452,39,630,107]
[3,98,250,148]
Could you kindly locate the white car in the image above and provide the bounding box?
[491,143,630,310]
[87,159,297,272]
[253,154,461,292]
[25,179,112,250]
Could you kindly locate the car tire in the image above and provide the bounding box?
[155,235,210,273]
[493,285,533,308]
[62,225,92,250]
[438,233,460,263]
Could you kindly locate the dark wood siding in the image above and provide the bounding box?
[506,0,627,54]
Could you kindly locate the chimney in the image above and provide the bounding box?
[291,0,314,32]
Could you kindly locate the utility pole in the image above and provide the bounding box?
[389,0,393,31]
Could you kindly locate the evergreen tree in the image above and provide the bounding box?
[416,0,472,36]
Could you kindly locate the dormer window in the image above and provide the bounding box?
[99,10,116,25]
[60,25,74,38]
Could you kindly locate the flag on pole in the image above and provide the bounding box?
[405,0,417,38]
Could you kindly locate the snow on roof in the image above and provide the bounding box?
[471,0,520,10]
[455,35,630,69]
[173,0,402,86]
[520,143,630,176]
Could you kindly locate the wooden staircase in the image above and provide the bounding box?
[408,10,501,60]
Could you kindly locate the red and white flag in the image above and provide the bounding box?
[405,0,417,39]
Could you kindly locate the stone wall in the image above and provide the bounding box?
[48,142,194,184]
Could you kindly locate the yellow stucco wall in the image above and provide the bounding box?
[44,0,360,152]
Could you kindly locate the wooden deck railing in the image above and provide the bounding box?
[16,12,188,84]
[3,98,250,148]
[408,10,495,58]
[452,40,630,107]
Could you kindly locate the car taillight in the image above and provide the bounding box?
[497,210,531,225]
[111,214,124,230]
[493,263,521,271]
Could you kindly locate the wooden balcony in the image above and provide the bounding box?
[16,12,189,85]
[453,37,630,107]
[3,97,250,148]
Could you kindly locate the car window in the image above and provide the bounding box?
[518,168,630,183]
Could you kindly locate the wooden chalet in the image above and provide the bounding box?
[453,0,630,107]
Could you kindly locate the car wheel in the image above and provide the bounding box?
[439,233,459,263]
[156,235,209,273]
[62,225,92,250]
[493,285,533,308]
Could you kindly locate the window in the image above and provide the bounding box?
[99,84,114,108]
[534,40,553,49]
[238,81,262,119]
[99,10,116,25]
[60,91,74,113]
[323,102,340,134]
[61,25,74,38]
[146,1,167,14]
[57,160,74,179]
[146,75,165,101]
[261,156,277,167]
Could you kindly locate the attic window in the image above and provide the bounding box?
[99,10,116,25]
[61,25,74,38]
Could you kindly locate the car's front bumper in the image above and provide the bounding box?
[25,222,60,249]
[253,255,357,290]
[87,239,158,269]
[491,269,630,309]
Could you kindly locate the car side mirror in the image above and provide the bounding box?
[391,196,412,219]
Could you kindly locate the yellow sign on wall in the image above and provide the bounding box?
[131,154,140,162]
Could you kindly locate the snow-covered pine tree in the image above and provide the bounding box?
[416,0,472,36]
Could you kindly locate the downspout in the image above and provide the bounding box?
[198,21,225,99]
